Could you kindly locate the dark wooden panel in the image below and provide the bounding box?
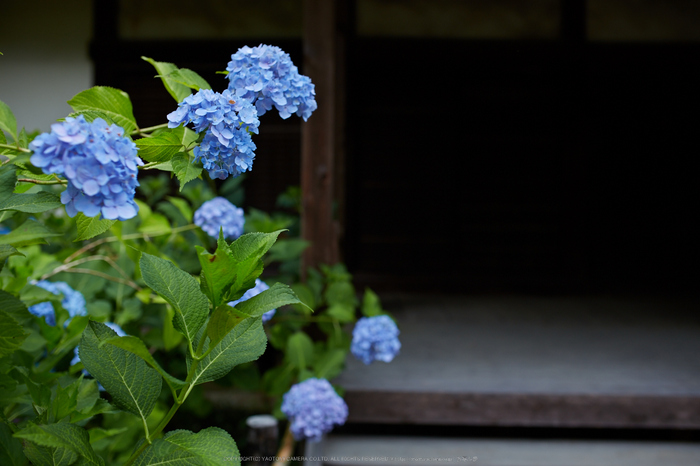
[344,390,700,429]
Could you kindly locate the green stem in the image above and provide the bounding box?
[131,123,169,137]
[64,224,199,263]
[17,177,67,185]
[0,143,31,153]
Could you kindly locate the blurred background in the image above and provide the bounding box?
[2,1,699,463]
[1,0,697,297]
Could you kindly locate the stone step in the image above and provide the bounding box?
[305,434,700,466]
[334,295,700,429]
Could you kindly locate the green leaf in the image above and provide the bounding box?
[134,127,185,163]
[205,304,247,353]
[165,196,193,223]
[190,316,266,386]
[0,309,28,357]
[52,378,80,422]
[205,283,302,352]
[140,252,209,349]
[324,280,358,307]
[162,305,183,351]
[22,442,75,466]
[0,245,24,274]
[290,283,315,314]
[88,427,128,444]
[361,288,384,317]
[79,321,161,421]
[14,423,104,466]
[0,219,61,248]
[0,191,62,213]
[325,303,356,323]
[0,100,17,143]
[67,86,137,134]
[197,232,237,309]
[141,57,194,103]
[0,164,17,199]
[286,332,313,370]
[261,364,294,396]
[133,427,239,466]
[267,238,310,263]
[224,231,284,299]
[0,422,27,466]
[74,212,116,241]
[171,152,202,191]
[234,282,309,317]
[99,335,186,392]
[156,69,212,94]
[137,212,171,235]
[313,348,347,380]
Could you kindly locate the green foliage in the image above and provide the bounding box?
[142,57,209,103]
[74,213,116,242]
[133,428,239,466]
[140,252,209,350]
[0,309,27,357]
[171,152,203,191]
[0,99,18,142]
[14,423,104,466]
[134,127,185,163]
[0,191,62,214]
[67,86,138,134]
[80,322,162,421]
[0,50,396,466]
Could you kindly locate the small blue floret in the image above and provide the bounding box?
[194,197,245,240]
[351,315,401,365]
[281,378,348,442]
[28,280,87,327]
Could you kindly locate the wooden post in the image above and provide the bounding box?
[301,0,343,276]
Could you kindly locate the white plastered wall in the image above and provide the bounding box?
[0,0,93,134]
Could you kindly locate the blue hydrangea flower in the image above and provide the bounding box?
[226,44,317,121]
[228,278,276,323]
[71,322,127,390]
[0,224,9,235]
[351,315,401,365]
[27,280,87,327]
[194,197,245,240]
[29,115,142,220]
[281,378,348,442]
[167,88,259,180]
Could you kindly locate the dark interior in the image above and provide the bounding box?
[92,1,699,297]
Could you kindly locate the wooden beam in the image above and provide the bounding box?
[301,0,343,273]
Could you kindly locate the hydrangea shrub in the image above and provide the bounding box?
[0,43,400,465]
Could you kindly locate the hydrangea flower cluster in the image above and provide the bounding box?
[194,197,245,240]
[228,278,276,323]
[71,322,127,390]
[226,44,317,121]
[27,280,87,327]
[351,315,401,365]
[167,88,259,180]
[281,378,348,442]
[29,115,142,220]
[0,224,9,235]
